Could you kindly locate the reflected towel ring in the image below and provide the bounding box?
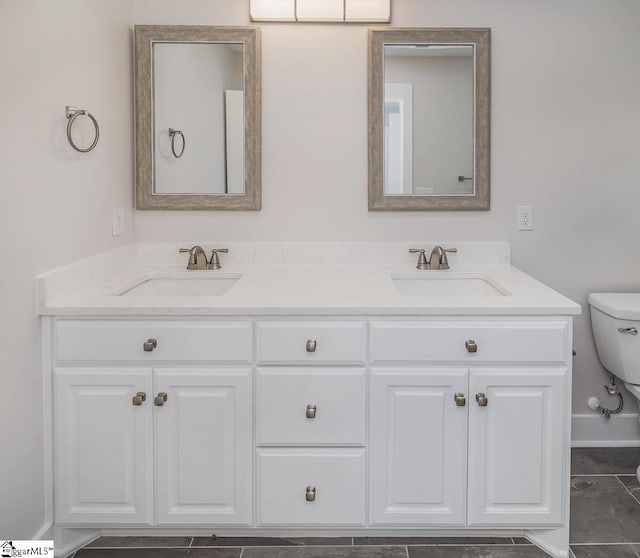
[169,128,186,158]
[66,106,99,153]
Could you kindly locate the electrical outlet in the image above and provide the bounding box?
[517,205,534,231]
[112,208,124,236]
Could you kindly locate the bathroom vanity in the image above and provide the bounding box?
[38,242,580,558]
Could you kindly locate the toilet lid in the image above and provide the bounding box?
[588,293,640,320]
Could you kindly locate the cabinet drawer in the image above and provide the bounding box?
[257,321,366,364]
[371,320,569,363]
[55,320,253,363]
[257,368,366,445]
[257,448,366,525]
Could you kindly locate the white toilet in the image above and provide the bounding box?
[589,293,640,481]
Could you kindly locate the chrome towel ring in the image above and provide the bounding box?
[169,128,185,158]
[66,106,99,153]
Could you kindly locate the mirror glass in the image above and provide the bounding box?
[383,44,474,196]
[368,28,490,211]
[154,42,245,195]
[135,26,261,210]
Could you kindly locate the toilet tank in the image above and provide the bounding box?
[589,293,640,385]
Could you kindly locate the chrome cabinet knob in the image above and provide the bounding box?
[306,339,317,353]
[132,392,146,406]
[465,339,478,353]
[143,338,158,352]
[154,392,168,406]
[454,393,466,407]
[306,486,316,502]
[476,393,488,407]
[306,404,317,419]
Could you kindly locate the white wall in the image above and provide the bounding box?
[133,0,640,425]
[0,0,133,537]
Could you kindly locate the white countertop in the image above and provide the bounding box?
[37,242,581,316]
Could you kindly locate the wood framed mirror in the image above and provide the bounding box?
[368,28,490,211]
[135,26,261,210]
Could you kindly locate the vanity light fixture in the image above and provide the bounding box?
[250,0,391,23]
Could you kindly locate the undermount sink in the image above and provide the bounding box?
[391,273,508,297]
[116,273,242,297]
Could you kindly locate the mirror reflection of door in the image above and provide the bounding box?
[383,44,474,196]
[384,84,413,194]
[153,42,244,195]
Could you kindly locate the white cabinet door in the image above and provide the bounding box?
[155,368,252,525]
[370,368,468,525]
[467,367,567,526]
[54,368,153,524]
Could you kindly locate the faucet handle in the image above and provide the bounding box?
[209,248,229,270]
[439,247,457,270]
[409,248,429,270]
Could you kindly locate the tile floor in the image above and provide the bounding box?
[70,448,640,558]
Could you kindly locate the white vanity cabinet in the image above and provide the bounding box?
[49,314,572,549]
[52,319,253,526]
[369,319,571,528]
[255,320,368,526]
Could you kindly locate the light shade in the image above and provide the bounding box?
[345,0,390,22]
[250,0,296,21]
[249,0,391,22]
[297,0,344,21]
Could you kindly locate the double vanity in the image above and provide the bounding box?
[39,242,580,558]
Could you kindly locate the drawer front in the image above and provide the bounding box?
[55,320,253,363]
[257,321,366,364]
[371,320,569,363]
[257,368,366,445]
[257,448,366,526]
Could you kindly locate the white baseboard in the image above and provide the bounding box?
[33,522,53,540]
[572,413,640,447]
[54,528,100,558]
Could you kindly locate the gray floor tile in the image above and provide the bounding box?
[187,550,245,558]
[570,476,640,543]
[571,448,640,475]
[408,546,548,557]
[571,544,640,558]
[192,537,352,547]
[86,536,192,548]
[242,547,407,558]
[76,551,241,558]
[354,537,514,546]
[75,550,191,558]
[619,475,640,502]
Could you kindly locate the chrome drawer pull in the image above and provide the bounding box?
[306,404,317,419]
[306,486,316,502]
[132,392,146,406]
[306,339,317,353]
[154,392,168,406]
[476,393,488,407]
[454,393,466,407]
[143,338,158,352]
[618,327,638,335]
[465,339,478,353]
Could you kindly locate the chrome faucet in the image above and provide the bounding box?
[409,246,457,270]
[179,246,208,270]
[179,246,229,270]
